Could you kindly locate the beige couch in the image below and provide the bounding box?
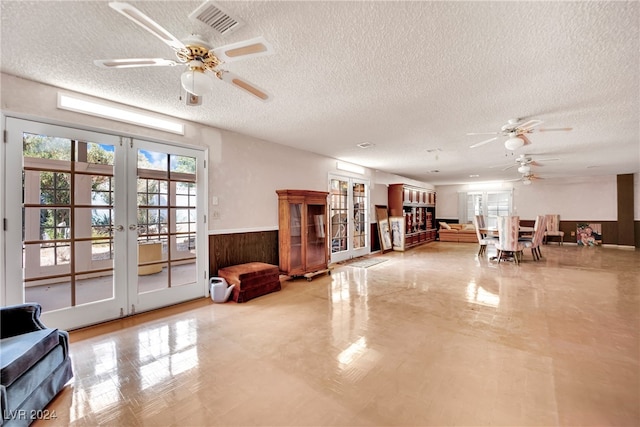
[438,222,478,243]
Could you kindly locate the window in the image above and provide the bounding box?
[462,190,513,228]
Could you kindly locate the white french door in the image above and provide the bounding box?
[127,138,206,314]
[4,118,206,330]
[329,176,370,263]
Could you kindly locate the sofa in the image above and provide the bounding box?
[1,303,73,427]
[438,222,478,243]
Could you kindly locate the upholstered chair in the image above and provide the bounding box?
[524,215,546,261]
[544,214,564,244]
[495,216,526,264]
[473,215,496,256]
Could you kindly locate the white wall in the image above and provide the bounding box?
[1,73,431,233]
[436,174,639,221]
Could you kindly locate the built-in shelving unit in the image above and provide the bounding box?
[388,184,436,250]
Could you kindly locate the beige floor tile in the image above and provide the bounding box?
[32,243,640,426]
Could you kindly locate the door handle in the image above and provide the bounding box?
[129,224,138,231]
[115,225,124,232]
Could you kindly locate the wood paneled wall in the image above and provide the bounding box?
[209,230,279,275]
[557,220,618,245]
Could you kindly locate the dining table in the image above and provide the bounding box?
[479,225,534,238]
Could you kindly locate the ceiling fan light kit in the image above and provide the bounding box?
[504,135,525,150]
[523,178,532,186]
[517,164,531,174]
[181,63,212,96]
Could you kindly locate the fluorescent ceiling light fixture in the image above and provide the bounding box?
[57,93,184,135]
[336,161,365,174]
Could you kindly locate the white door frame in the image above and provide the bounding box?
[328,174,370,263]
[3,117,208,329]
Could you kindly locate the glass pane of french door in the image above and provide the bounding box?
[128,139,205,313]
[5,118,126,330]
[330,179,348,256]
[352,182,367,250]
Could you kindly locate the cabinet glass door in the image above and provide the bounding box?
[306,203,327,269]
[289,203,303,271]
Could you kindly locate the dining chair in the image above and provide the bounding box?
[495,216,526,265]
[544,214,564,245]
[473,215,496,256]
[523,215,546,261]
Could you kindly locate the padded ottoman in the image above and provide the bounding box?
[217,262,281,303]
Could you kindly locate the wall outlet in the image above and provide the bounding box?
[212,210,220,220]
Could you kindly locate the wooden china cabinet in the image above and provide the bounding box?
[276,189,330,280]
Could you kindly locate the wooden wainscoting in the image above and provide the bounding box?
[558,220,618,245]
[209,230,279,275]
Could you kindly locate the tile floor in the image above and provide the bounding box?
[35,242,639,426]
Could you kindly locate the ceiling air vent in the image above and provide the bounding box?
[189,1,244,36]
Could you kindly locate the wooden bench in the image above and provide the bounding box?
[217,262,281,303]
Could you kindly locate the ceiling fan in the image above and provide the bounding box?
[94,2,274,101]
[468,118,572,150]
[500,154,560,174]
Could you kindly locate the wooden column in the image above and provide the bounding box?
[617,174,634,246]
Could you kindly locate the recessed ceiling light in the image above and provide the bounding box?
[469,174,479,178]
[357,142,374,148]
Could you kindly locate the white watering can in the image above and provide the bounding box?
[209,277,235,303]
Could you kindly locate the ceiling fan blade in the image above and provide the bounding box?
[538,127,573,132]
[517,119,543,131]
[213,36,274,63]
[520,134,532,145]
[469,136,498,148]
[94,58,179,68]
[109,2,186,51]
[535,157,560,162]
[219,71,271,101]
[466,132,500,136]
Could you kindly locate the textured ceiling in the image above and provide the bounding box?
[1,1,638,185]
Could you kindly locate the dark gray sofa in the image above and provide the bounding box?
[1,303,73,426]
